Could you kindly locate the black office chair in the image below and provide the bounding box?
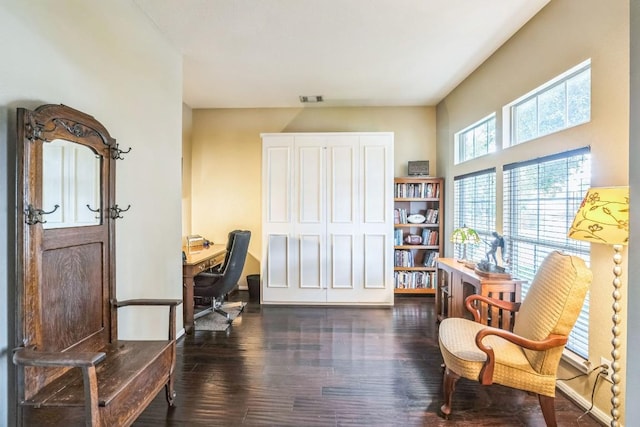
[193,230,251,322]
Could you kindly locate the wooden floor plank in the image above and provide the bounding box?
[134,294,602,426]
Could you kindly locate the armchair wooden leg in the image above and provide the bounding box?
[538,394,557,427]
[441,366,460,419]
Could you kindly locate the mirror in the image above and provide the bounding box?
[42,139,101,229]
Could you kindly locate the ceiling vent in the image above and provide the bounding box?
[299,95,324,103]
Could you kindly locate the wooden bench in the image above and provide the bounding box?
[13,104,181,426]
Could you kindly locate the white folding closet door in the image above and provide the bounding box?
[262,132,393,305]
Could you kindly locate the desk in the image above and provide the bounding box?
[436,258,526,330]
[182,244,226,333]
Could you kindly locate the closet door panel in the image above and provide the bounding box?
[266,234,289,288]
[295,140,326,300]
[300,234,322,289]
[262,137,297,302]
[363,234,387,289]
[264,144,292,223]
[328,143,356,223]
[297,144,324,224]
[362,144,388,223]
[330,234,354,289]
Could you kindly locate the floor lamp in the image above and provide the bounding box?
[568,186,629,427]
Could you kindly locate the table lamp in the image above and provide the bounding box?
[450,225,480,262]
[567,186,629,427]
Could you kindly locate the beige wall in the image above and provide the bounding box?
[189,107,436,284]
[436,0,629,422]
[182,104,194,238]
[0,2,183,424]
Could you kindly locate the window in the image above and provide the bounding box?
[503,147,591,358]
[455,114,496,164]
[505,60,591,147]
[453,169,496,261]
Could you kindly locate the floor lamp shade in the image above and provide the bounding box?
[568,186,629,427]
[567,186,629,246]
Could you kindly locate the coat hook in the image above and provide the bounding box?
[86,204,102,219]
[111,144,131,160]
[109,204,131,220]
[25,204,59,225]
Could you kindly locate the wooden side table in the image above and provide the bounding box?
[436,258,526,329]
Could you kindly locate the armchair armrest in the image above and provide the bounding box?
[474,328,568,385]
[112,299,182,340]
[464,294,521,323]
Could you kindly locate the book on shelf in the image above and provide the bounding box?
[423,251,439,267]
[425,209,439,224]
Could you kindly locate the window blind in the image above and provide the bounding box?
[503,147,591,358]
[454,168,496,262]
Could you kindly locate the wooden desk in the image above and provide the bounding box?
[436,258,526,329]
[182,244,226,333]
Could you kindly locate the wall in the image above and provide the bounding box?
[189,106,436,284]
[183,103,194,239]
[626,0,640,422]
[436,0,629,422]
[0,1,183,424]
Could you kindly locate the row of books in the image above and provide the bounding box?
[394,271,436,289]
[394,250,415,267]
[393,229,439,246]
[393,208,439,224]
[423,251,439,267]
[394,250,439,267]
[394,183,440,199]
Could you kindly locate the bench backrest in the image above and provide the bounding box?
[17,104,117,400]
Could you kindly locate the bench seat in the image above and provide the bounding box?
[17,340,174,426]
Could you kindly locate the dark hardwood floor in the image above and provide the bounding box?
[134,293,602,426]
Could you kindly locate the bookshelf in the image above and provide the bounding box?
[393,177,444,295]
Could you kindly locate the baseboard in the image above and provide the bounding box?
[556,381,613,426]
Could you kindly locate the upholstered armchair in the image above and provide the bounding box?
[438,251,592,426]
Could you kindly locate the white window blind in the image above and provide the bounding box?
[454,169,496,262]
[503,147,591,358]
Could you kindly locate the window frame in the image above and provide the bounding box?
[503,59,591,148]
[454,113,497,164]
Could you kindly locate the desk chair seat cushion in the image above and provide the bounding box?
[194,272,223,298]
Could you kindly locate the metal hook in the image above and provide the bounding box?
[86,204,102,220]
[111,144,131,160]
[109,204,131,220]
[25,204,59,225]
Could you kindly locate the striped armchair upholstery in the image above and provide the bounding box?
[438,251,592,426]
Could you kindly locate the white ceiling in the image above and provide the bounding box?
[133,0,550,109]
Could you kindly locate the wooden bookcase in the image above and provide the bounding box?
[393,177,444,295]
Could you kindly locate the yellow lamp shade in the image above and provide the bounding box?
[567,186,629,245]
